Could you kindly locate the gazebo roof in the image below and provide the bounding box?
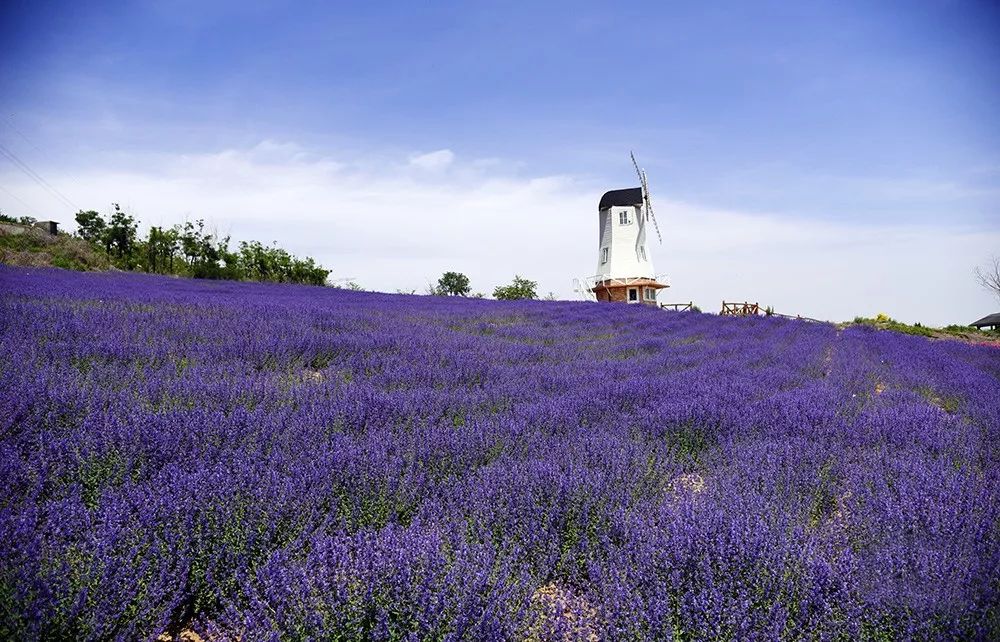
[970,312,1000,328]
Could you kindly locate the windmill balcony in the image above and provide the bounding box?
[585,274,670,289]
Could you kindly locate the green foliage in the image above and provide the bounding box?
[66,206,330,285]
[74,205,139,269]
[0,211,36,225]
[74,210,106,245]
[666,424,711,465]
[144,225,180,274]
[236,239,328,285]
[106,203,139,268]
[0,231,40,253]
[493,275,538,300]
[436,271,471,296]
[690,304,702,313]
[852,315,935,337]
[940,324,996,338]
[50,256,84,271]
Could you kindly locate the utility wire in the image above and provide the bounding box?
[0,141,79,211]
[3,114,88,214]
[3,115,45,156]
[0,183,44,218]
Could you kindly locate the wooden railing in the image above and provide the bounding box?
[770,311,824,323]
[660,301,693,312]
[719,301,824,322]
[720,301,760,316]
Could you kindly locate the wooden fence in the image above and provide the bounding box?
[720,301,760,316]
[770,311,824,323]
[660,301,693,312]
[719,301,824,322]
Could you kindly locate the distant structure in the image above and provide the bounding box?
[574,153,668,304]
[33,220,59,235]
[970,313,1000,330]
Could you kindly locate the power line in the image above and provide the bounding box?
[2,115,45,156]
[3,114,88,214]
[0,141,79,211]
[0,142,77,209]
[0,184,44,218]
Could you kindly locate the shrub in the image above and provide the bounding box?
[493,275,538,300]
[436,271,471,296]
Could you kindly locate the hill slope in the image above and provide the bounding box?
[1,266,998,640]
[0,222,110,271]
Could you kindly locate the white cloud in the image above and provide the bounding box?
[408,149,455,171]
[1,141,997,326]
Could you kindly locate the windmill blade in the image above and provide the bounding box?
[641,169,662,244]
[631,150,662,245]
[630,150,647,218]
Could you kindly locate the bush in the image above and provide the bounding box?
[436,271,471,297]
[493,275,538,300]
[851,315,935,338]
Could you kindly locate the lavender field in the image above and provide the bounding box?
[1,266,998,641]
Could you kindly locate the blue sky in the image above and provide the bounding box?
[1,1,999,322]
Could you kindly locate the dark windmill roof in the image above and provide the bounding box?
[599,187,643,210]
[970,312,1000,327]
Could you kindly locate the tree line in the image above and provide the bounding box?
[6,208,549,297]
[430,271,545,300]
[73,205,330,285]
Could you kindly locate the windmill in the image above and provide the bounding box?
[574,152,669,304]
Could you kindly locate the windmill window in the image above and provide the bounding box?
[619,210,631,225]
[644,287,656,300]
[601,247,608,264]
[628,288,638,301]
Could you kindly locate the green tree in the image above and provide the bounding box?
[68,204,329,285]
[74,210,107,246]
[145,226,179,274]
[105,203,138,268]
[236,239,329,285]
[436,271,471,296]
[177,219,206,268]
[493,275,538,300]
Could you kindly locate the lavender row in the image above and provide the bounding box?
[1,265,998,640]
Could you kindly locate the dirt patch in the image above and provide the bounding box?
[157,629,205,642]
[525,582,601,642]
[301,368,326,383]
[669,472,706,495]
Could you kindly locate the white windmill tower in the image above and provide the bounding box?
[574,152,669,304]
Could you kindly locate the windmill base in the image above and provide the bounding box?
[591,278,668,305]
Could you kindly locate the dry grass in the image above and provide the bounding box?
[156,629,205,642]
[0,224,110,271]
[669,472,706,495]
[525,582,601,642]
